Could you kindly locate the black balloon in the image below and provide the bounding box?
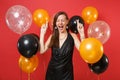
[88,54,109,74]
[17,34,39,58]
[31,33,40,51]
[30,33,39,41]
[68,15,84,34]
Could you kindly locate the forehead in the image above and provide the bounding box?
[57,14,66,20]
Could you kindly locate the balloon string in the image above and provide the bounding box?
[42,56,45,72]
[28,73,30,80]
[42,56,46,80]
[20,57,22,80]
[42,56,46,74]
[20,68,22,80]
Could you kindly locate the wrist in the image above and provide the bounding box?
[80,32,85,40]
[79,32,85,36]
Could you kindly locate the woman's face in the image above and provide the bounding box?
[56,14,68,33]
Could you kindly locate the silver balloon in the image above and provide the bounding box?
[6,5,32,34]
[88,20,110,44]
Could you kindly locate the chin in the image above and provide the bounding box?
[60,30,66,33]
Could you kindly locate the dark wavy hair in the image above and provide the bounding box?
[48,11,69,48]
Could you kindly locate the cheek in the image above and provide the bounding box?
[62,22,67,25]
[56,22,59,26]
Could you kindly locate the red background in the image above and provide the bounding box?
[0,0,120,80]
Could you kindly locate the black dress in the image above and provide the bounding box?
[46,33,74,80]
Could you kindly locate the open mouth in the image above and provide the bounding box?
[58,26,64,30]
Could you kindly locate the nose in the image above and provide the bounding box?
[59,20,63,25]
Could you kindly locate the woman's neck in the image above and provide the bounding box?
[59,31,68,40]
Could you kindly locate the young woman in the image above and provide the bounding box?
[40,11,85,80]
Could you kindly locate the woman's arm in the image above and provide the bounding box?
[40,22,52,54]
[70,20,85,51]
[70,33,80,51]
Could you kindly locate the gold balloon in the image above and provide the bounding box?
[18,55,39,73]
[81,6,98,24]
[33,9,49,27]
[79,38,103,64]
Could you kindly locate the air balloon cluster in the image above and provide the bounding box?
[5,5,49,74]
[5,5,110,77]
[68,6,110,75]
[17,33,39,73]
[81,6,110,75]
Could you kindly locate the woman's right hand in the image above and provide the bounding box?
[40,21,48,35]
[39,21,51,54]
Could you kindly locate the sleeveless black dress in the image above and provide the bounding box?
[46,33,74,80]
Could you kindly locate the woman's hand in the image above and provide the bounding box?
[40,21,48,35]
[76,20,84,34]
[76,20,85,41]
[40,21,49,54]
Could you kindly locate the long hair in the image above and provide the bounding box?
[48,11,69,48]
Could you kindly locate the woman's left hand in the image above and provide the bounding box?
[76,20,84,34]
[76,20,85,41]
